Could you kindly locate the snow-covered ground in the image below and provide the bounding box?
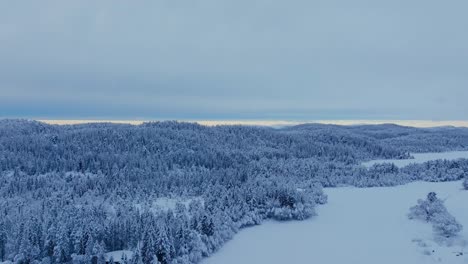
[134,197,203,214]
[202,181,468,264]
[105,250,133,262]
[362,151,468,168]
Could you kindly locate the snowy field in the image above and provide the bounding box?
[104,250,133,263]
[362,151,468,168]
[202,181,468,264]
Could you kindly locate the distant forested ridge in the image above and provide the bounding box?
[1,119,468,264]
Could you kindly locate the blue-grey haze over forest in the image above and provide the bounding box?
[0,0,467,120]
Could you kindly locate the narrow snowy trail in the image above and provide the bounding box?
[202,181,468,264]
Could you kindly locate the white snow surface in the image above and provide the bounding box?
[134,197,203,214]
[202,181,468,264]
[104,250,133,262]
[362,151,468,168]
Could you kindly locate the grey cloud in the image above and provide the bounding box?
[0,0,467,120]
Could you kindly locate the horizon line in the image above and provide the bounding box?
[32,119,468,128]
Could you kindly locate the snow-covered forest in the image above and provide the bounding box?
[1,119,468,264]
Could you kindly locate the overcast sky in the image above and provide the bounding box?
[1,0,467,120]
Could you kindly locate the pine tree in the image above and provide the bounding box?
[187,230,205,263]
[131,247,143,264]
[44,227,56,259]
[54,225,71,263]
[155,224,174,264]
[0,220,6,262]
[26,217,42,260]
[140,229,154,264]
[121,252,130,264]
[201,215,214,237]
[92,241,106,264]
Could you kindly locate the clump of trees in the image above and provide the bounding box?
[269,187,318,221]
[463,176,468,190]
[408,192,463,238]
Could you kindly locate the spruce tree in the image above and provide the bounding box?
[155,224,173,264]
[0,220,6,262]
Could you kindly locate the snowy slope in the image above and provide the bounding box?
[202,181,468,264]
[362,151,468,168]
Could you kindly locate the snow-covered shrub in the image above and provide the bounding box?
[408,192,446,222]
[408,192,463,238]
[311,187,328,205]
[463,177,468,190]
[431,213,463,238]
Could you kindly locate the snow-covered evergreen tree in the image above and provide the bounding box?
[93,241,106,264]
[131,247,143,264]
[0,220,6,262]
[140,228,155,264]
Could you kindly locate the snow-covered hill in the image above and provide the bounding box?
[202,181,468,264]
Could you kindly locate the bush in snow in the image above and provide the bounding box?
[408,192,463,238]
[463,177,468,190]
[408,192,446,222]
[431,213,463,238]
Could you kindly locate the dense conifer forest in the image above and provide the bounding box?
[1,119,468,264]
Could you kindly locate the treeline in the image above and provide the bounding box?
[1,119,468,264]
